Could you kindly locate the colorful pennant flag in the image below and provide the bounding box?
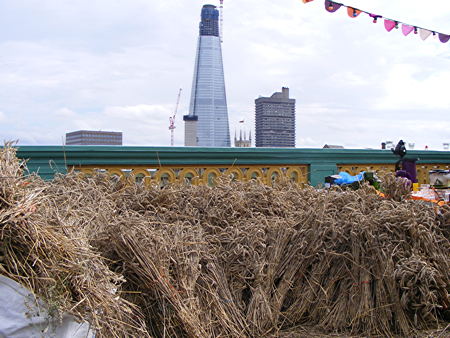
[419,29,432,41]
[346,7,359,18]
[402,24,414,36]
[439,33,450,43]
[384,19,396,32]
[301,0,450,44]
[325,1,341,13]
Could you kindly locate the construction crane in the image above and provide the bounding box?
[169,88,182,146]
[219,0,224,43]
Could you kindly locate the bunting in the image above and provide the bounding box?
[302,0,450,44]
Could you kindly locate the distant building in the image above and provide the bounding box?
[184,4,230,147]
[234,130,251,147]
[323,144,344,149]
[183,115,198,147]
[255,87,295,147]
[65,130,122,145]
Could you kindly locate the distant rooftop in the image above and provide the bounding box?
[270,87,291,99]
[65,130,122,146]
[323,144,344,149]
[66,130,121,135]
[256,87,295,102]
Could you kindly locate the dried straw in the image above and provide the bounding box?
[381,173,412,201]
[1,144,449,337]
[0,144,148,337]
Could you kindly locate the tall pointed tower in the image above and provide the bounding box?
[184,4,230,147]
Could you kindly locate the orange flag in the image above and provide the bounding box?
[347,7,362,18]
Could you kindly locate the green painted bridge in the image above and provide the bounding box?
[16,146,450,186]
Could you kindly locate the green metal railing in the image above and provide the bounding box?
[16,146,450,186]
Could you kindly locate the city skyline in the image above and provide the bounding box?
[1,1,450,149]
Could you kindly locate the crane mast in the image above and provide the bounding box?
[169,88,182,146]
[219,0,224,43]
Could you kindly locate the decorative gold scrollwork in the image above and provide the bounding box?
[224,168,244,181]
[72,165,310,186]
[246,168,264,182]
[179,168,200,185]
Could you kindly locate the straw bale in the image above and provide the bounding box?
[1,144,449,337]
[42,173,449,337]
[0,145,148,337]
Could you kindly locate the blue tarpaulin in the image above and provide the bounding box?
[334,171,365,185]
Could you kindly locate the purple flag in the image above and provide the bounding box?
[439,33,450,43]
[324,0,341,13]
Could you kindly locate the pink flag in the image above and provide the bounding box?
[384,20,396,32]
[439,33,450,43]
[419,29,432,40]
[402,24,414,36]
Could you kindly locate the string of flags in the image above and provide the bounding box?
[301,0,450,43]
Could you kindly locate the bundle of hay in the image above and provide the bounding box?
[0,145,148,337]
[2,144,449,337]
[39,173,450,337]
[381,173,412,201]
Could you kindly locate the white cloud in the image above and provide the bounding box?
[55,108,76,117]
[329,71,370,87]
[0,0,450,149]
[103,104,171,120]
[376,63,450,110]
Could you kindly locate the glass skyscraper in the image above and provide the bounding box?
[184,4,230,147]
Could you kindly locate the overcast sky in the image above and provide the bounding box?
[1,0,450,149]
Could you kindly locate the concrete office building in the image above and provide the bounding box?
[184,4,230,147]
[255,87,296,148]
[183,115,198,147]
[65,130,122,145]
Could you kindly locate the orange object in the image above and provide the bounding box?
[347,7,362,18]
[376,191,385,198]
[378,189,448,207]
[411,195,447,207]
